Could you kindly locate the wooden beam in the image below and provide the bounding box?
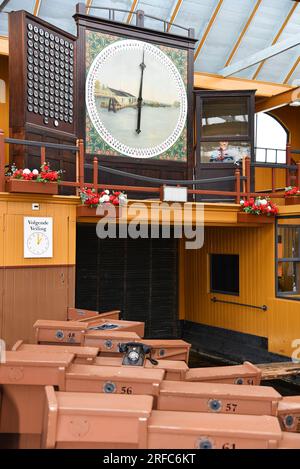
[33,0,42,16]
[127,0,139,24]
[284,56,300,84]
[219,32,300,77]
[194,71,293,98]
[252,2,298,80]
[167,0,183,32]
[255,87,300,113]
[0,36,8,55]
[224,0,262,67]
[0,0,10,13]
[194,0,224,61]
[86,0,93,15]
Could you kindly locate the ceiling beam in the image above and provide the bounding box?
[127,0,139,24]
[33,0,41,16]
[252,2,298,80]
[86,0,93,15]
[224,0,262,67]
[0,0,10,13]
[194,71,293,97]
[255,87,300,113]
[194,0,224,62]
[219,32,300,77]
[284,56,300,84]
[0,36,8,55]
[167,0,183,32]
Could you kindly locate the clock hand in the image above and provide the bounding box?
[136,49,146,135]
[37,234,41,245]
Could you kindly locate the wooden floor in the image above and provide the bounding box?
[258,362,300,380]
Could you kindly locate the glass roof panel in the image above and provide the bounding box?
[38,0,78,35]
[195,0,255,74]
[255,6,300,83]
[0,0,35,35]
[89,0,133,24]
[231,0,293,80]
[287,60,300,85]
[170,0,218,40]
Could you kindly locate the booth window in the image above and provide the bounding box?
[210,254,239,295]
[195,91,254,164]
[277,219,300,299]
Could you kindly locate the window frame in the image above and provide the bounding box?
[276,216,300,300]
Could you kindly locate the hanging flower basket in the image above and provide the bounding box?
[5,162,63,195]
[284,186,300,205]
[238,196,278,224]
[76,204,121,218]
[6,179,58,194]
[237,212,274,224]
[77,188,127,218]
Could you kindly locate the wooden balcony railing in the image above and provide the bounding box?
[1,129,300,204]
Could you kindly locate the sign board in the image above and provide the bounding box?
[24,217,53,258]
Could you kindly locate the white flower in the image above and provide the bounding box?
[267,206,272,211]
[32,169,39,175]
[100,194,110,203]
[260,199,268,206]
[119,194,127,204]
[240,200,244,205]
[23,168,31,174]
[104,190,110,195]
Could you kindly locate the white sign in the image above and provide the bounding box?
[24,217,53,258]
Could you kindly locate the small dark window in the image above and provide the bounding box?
[210,254,239,295]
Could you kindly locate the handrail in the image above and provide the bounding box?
[1,129,300,202]
[4,138,78,152]
[211,296,268,311]
[86,6,192,36]
[93,163,247,186]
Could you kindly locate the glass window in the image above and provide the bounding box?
[202,97,249,138]
[210,254,239,295]
[201,141,250,164]
[255,113,287,164]
[277,221,300,299]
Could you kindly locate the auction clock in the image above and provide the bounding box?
[86,39,188,159]
[27,232,50,256]
[24,217,53,258]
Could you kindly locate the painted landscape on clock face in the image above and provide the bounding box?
[85,31,188,161]
[93,47,181,150]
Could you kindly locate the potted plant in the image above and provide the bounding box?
[5,162,63,195]
[284,186,300,205]
[77,188,127,218]
[238,196,278,224]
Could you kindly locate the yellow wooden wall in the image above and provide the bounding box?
[0,194,77,267]
[0,193,78,346]
[181,224,300,357]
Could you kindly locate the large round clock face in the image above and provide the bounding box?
[86,39,187,158]
[27,231,49,256]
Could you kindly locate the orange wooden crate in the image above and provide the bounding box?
[148,411,282,449]
[185,361,261,385]
[65,363,164,396]
[42,386,153,449]
[157,380,281,415]
[94,356,188,381]
[33,319,87,345]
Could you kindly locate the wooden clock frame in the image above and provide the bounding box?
[74,3,197,185]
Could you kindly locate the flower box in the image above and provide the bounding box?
[77,204,121,218]
[5,179,58,195]
[237,212,274,224]
[285,196,300,206]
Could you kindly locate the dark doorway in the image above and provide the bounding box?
[75,224,179,339]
